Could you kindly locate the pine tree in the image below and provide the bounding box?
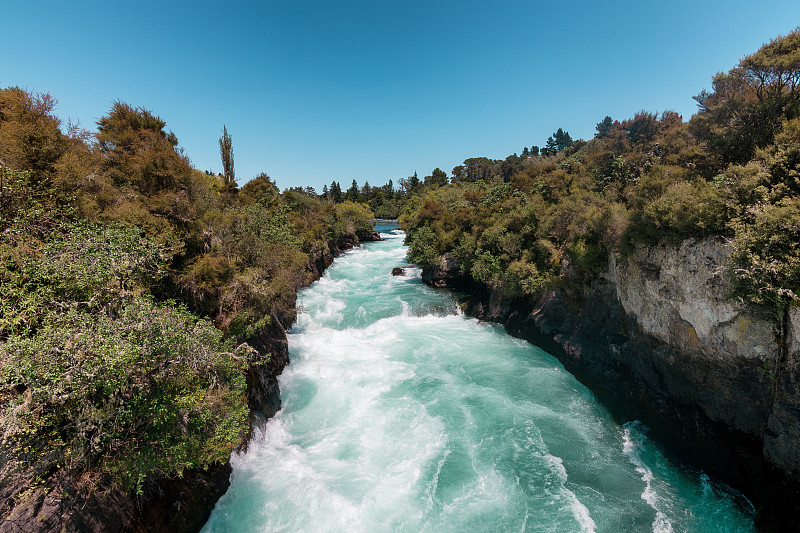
[345,179,361,202]
[544,136,557,155]
[595,116,614,138]
[553,128,573,151]
[330,181,343,203]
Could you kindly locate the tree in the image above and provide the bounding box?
[0,87,66,181]
[219,125,235,191]
[500,154,523,182]
[382,179,394,198]
[521,146,530,157]
[739,29,800,103]
[690,29,800,165]
[409,171,420,189]
[451,165,466,182]
[624,111,659,144]
[96,102,192,196]
[425,167,448,187]
[360,180,373,201]
[399,172,421,196]
[345,179,361,202]
[544,136,557,155]
[329,180,343,203]
[240,172,278,206]
[553,128,573,151]
[453,157,496,183]
[596,116,614,138]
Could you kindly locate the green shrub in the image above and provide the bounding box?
[470,250,503,285]
[335,201,375,237]
[1,298,250,493]
[502,260,548,296]
[640,181,728,240]
[728,196,800,317]
[407,225,440,267]
[567,238,608,279]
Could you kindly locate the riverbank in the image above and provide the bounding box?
[134,229,385,531]
[0,228,381,533]
[419,239,799,532]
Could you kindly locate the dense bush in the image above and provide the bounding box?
[1,299,249,493]
[403,29,800,314]
[728,197,800,317]
[0,89,377,499]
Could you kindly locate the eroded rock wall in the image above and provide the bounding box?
[425,237,800,530]
[609,238,799,473]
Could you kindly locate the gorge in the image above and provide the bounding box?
[201,224,756,532]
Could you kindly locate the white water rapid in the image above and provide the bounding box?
[201,223,754,532]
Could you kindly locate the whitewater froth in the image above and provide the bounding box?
[202,228,755,532]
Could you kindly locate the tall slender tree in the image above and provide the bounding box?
[219,125,235,190]
[553,128,573,151]
[345,179,361,202]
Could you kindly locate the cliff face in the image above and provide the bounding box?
[425,237,800,530]
[609,239,800,477]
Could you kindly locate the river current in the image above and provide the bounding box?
[202,222,755,532]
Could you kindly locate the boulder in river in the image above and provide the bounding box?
[357,230,383,242]
[391,267,405,276]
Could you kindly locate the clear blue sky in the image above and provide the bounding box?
[3,1,799,192]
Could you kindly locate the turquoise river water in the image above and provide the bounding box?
[202,222,755,532]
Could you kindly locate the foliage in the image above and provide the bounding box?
[407,225,440,267]
[0,87,378,500]
[219,125,235,191]
[0,87,66,181]
[3,27,800,498]
[1,298,249,493]
[401,28,800,316]
[335,201,375,236]
[0,206,252,494]
[728,197,800,316]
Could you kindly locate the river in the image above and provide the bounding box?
[201,222,755,532]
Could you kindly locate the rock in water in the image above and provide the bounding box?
[357,230,383,242]
[391,267,405,276]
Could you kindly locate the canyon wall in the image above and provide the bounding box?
[425,237,799,531]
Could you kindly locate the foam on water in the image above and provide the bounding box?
[202,229,755,532]
[623,423,673,533]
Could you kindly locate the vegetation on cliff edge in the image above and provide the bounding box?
[0,90,375,500]
[402,29,800,321]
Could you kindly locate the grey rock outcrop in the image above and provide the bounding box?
[421,253,466,288]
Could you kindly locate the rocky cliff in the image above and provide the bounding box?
[424,237,800,531]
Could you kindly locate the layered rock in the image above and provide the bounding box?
[356,229,383,242]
